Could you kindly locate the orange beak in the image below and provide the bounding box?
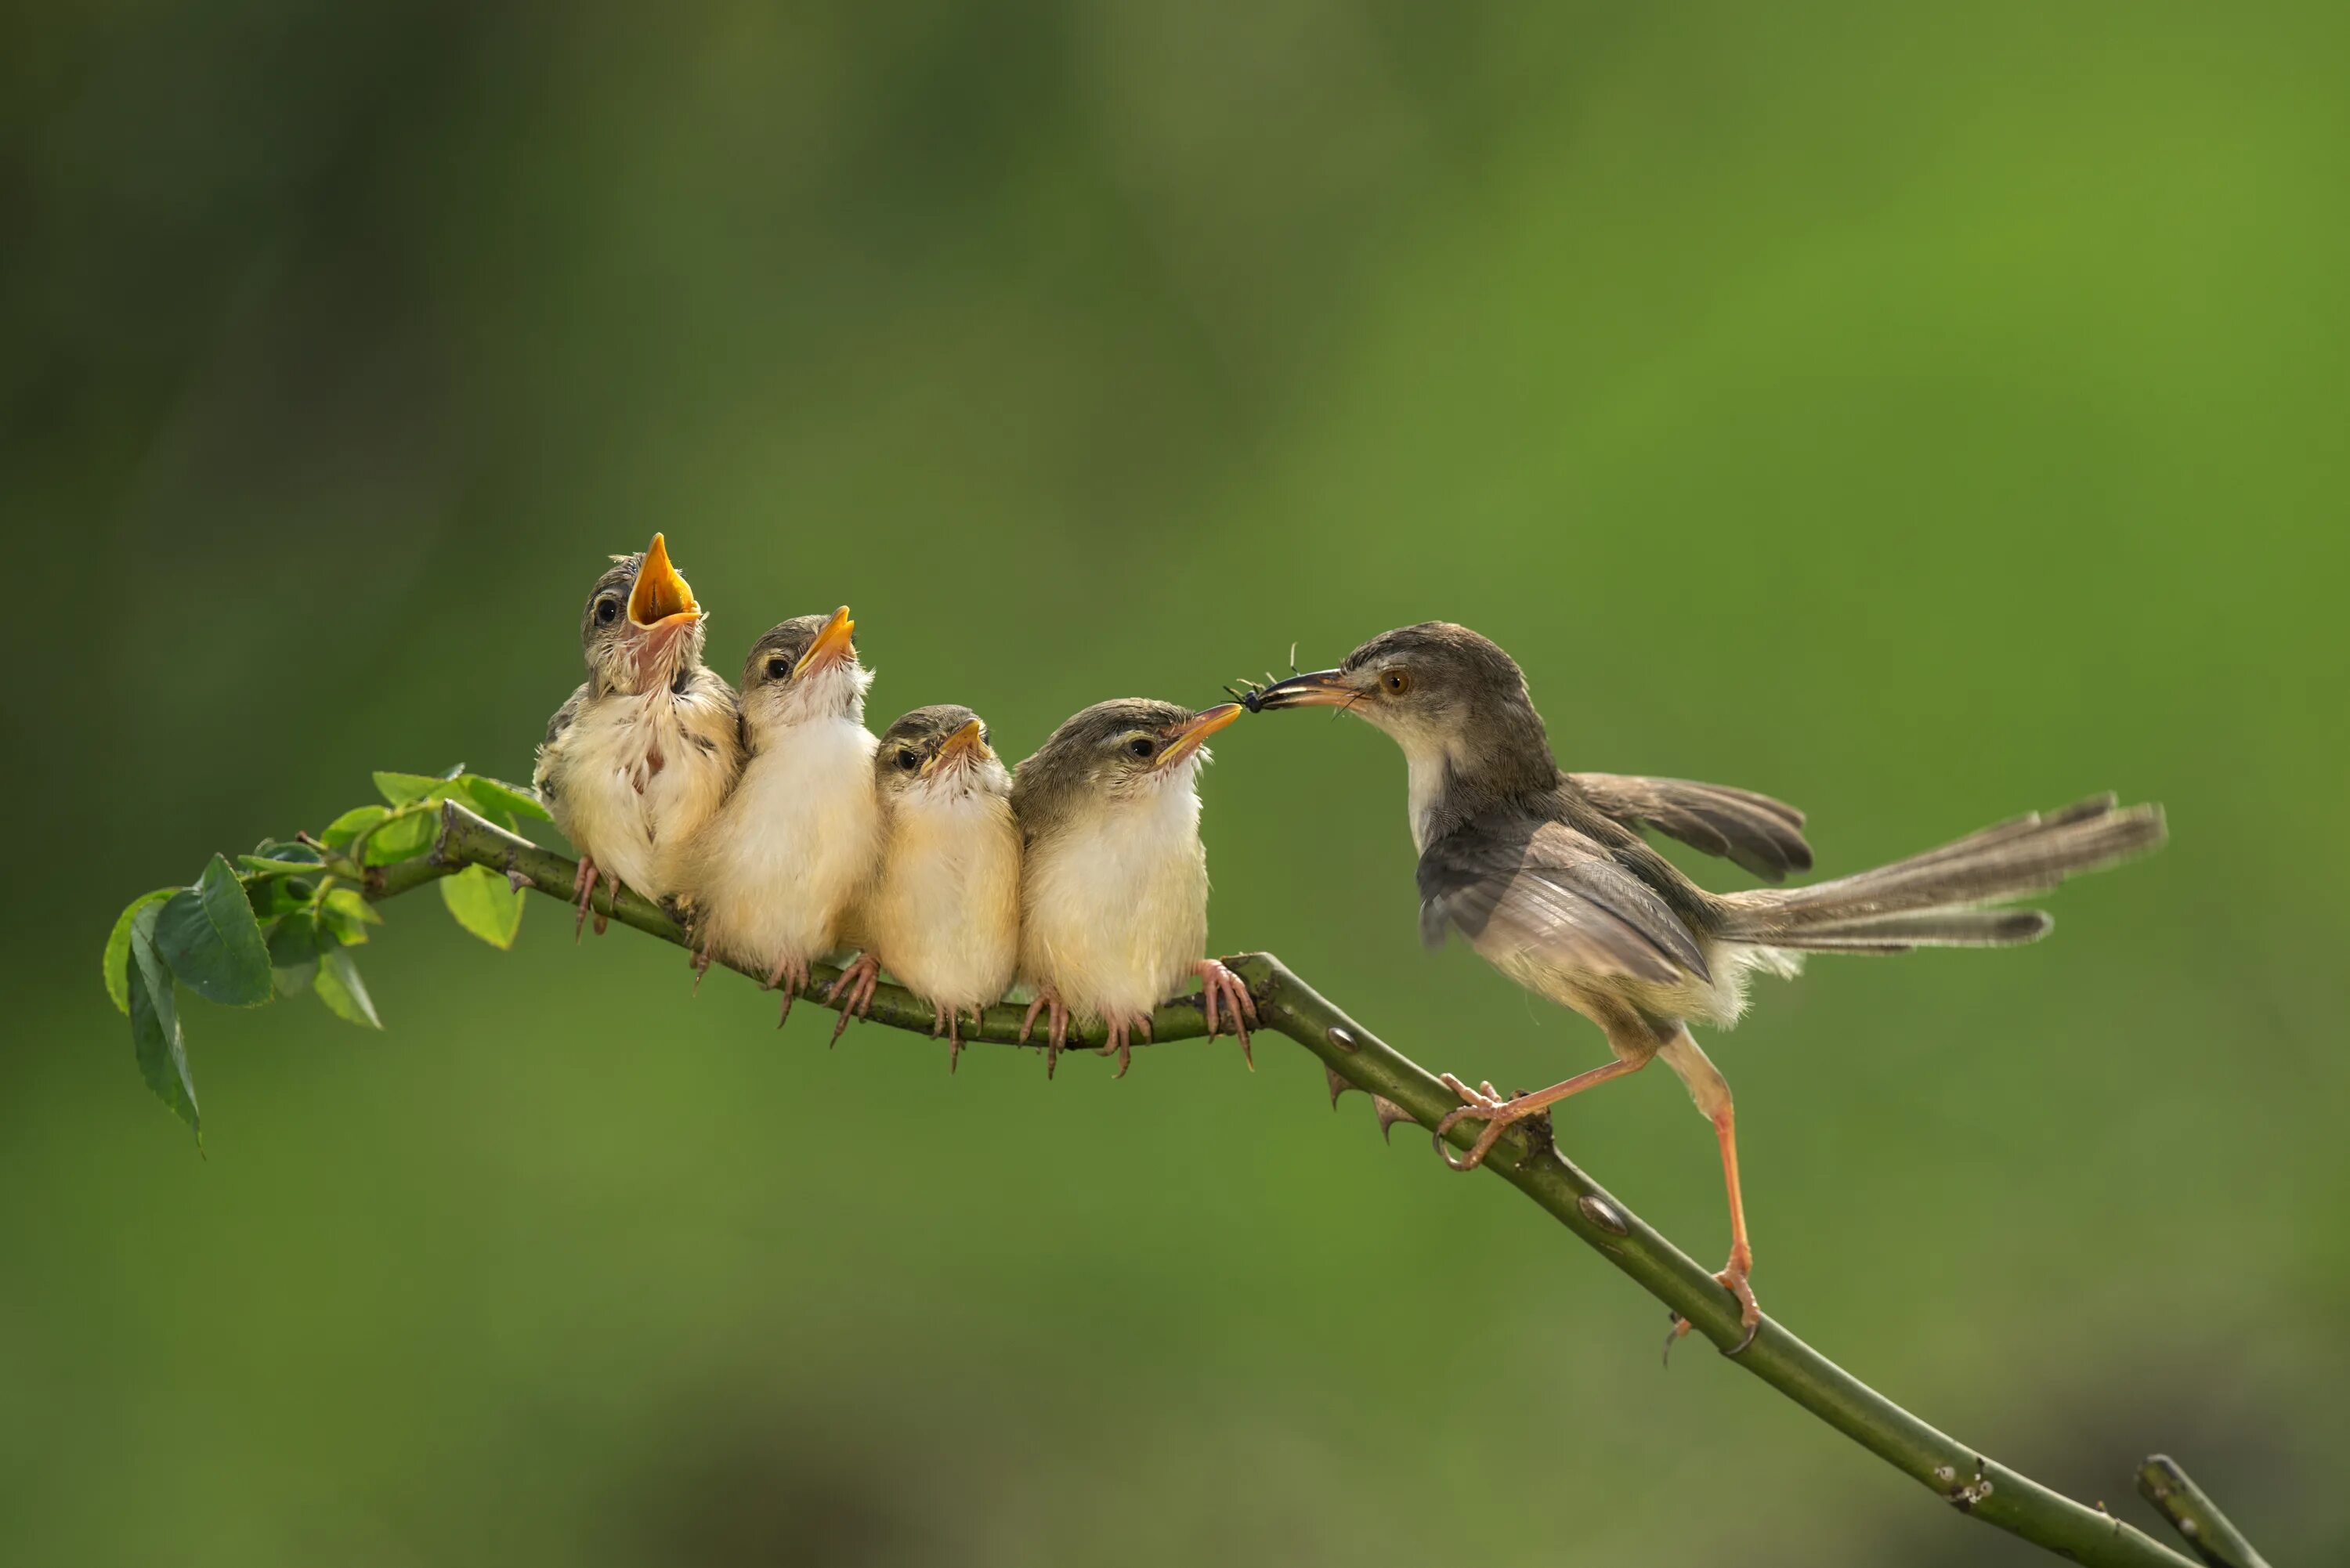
[792,605,857,679]
[924,717,992,775]
[1155,702,1242,770]
[626,533,700,629]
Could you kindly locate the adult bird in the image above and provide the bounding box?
[1011,699,1257,1077]
[1249,623,2165,1349]
[533,533,741,936]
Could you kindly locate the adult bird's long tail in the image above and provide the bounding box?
[1712,793,2167,953]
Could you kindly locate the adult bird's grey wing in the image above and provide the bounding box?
[1567,772,1814,883]
[1418,815,1712,985]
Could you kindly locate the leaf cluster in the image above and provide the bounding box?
[99,766,549,1138]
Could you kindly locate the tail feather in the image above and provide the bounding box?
[1717,796,2164,949]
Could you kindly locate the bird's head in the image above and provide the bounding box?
[739,606,872,735]
[1248,622,1555,786]
[580,533,705,695]
[1012,698,1241,824]
[874,705,1010,807]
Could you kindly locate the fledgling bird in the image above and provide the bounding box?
[533,533,742,936]
[1249,623,2166,1349]
[1010,699,1257,1077]
[826,706,1021,1068]
[673,607,881,1024]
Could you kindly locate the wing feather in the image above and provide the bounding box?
[1567,772,1813,882]
[1418,815,1711,985]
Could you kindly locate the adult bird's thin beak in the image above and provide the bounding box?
[924,717,991,775]
[1155,703,1242,770]
[1246,669,1351,710]
[627,532,700,629]
[792,605,858,679]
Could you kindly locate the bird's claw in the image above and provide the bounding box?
[826,953,881,1045]
[1020,990,1071,1078]
[766,953,810,1028]
[1430,1075,1522,1172]
[1666,1257,1762,1360]
[1097,1012,1152,1078]
[1191,957,1258,1067]
[570,858,602,942]
[689,945,714,995]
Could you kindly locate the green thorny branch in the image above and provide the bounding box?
[103,784,2271,1568]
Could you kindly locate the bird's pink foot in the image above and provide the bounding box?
[1097,1011,1154,1078]
[1191,956,1258,1067]
[1667,1247,1762,1360]
[826,953,881,1045]
[766,952,811,1028]
[932,1003,981,1073]
[1431,1074,1548,1172]
[1019,990,1071,1078]
[571,857,603,942]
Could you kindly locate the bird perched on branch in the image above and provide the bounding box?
[1010,699,1259,1077]
[674,607,880,1024]
[1248,623,2166,1349]
[533,533,742,936]
[827,705,1021,1067]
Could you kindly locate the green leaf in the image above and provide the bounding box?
[314,948,382,1028]
[154,855,274,1006]
[439,863,525,949]
[126,904,200,1137]
[373,770,445,806]
[267,911,323,997]
[321,804,388,848]
[251,838,324,866]
[363,809,436,865]
[239,854,324,879]
[103,887,180,1014]
[320,887,381,945]
[457,773,553,824]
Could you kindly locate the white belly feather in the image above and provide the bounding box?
[1020,787,1207,1024]
[682,717,880,970]
[864,789,1021,1015]
[544,685,737,898]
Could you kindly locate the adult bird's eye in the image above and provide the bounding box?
[1382,669,1411,695]
[1126,737,1155,759]
[595,597,620,626]
[896,750,920,771]
[766,657,789,681]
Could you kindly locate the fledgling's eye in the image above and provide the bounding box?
[895,750,920,771]
[1382,668,1411,695]
[766,657,790,681]
[979,728,991,748]
[595,597,620,626]
[1126,736,1155,760]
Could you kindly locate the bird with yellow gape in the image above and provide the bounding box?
[538,537,2166,1348]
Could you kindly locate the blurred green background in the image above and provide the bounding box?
[5,1,2346,1563]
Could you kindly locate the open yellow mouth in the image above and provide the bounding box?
[924,717,992,775]
[1155,702,1241,770]
[793,605,857,679]
[627,533,700,628]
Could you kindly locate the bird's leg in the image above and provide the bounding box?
[826,953,882,1046]
[1656,1029,1763,1354]
[1432,1056,1648,1172]
[766,952,810,1028]
[570,857,602,942]
[1190,957,1259,1067]
[1020,989,1071,1078]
